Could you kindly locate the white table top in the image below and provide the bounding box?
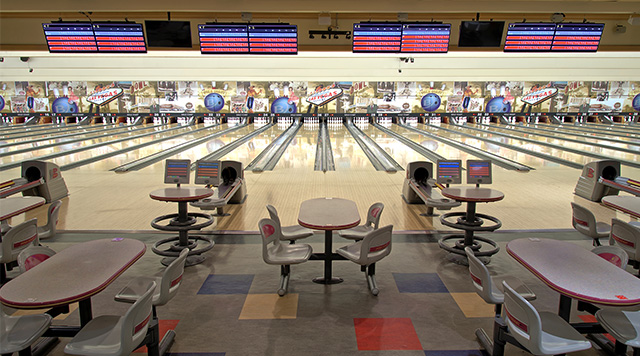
[0,196,46,221]
[441,187,504,203]
[602,195,640,219]
[150,186,213,202]
[507,238,640,306]
[298,197,360,231]
[0,238,146,309]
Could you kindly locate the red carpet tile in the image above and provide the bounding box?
[354,318,423,350]
[134,320,180,353]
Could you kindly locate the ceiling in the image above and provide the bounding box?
[2,0,640,51]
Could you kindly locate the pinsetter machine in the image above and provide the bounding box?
[575,160,640,202]
[402,161,461,215]
[190,160,247,216]
[0,160,68,202]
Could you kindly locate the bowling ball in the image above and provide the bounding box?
[421,93,441,112]
[0,95,4,111]
[52,97,78,113]
[633,94,640,111]
[271,97,297,114]
[204,93,225,112]
[485,96,511,113]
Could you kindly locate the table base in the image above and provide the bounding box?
[312,276,344,284]
[438,234,499,264]
[152,235,214,267]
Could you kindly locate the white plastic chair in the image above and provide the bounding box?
[64,280,157,356]
[336,224,393,296]
[17,245,57,273]
[0,309,52,356]
[595,308,640,355]
[114,248,188,356]
[502,281,592,355]
[259,218,312,296]
[0,218,39,284]
[465,247,536,307]
[339,202,384,241]
[591,245,628,269]
[37,200,62,239]
[609,218,640,273]
[266,205,314,243]
[571,202,610,246]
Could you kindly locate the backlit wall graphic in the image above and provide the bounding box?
[1,80,639,114]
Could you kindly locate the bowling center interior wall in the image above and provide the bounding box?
[1,51,640,114]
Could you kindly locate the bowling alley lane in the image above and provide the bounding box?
[470,123,640,164]
[520,122,640,144]
[0,124,149,150]
[0,123,109,142]
[81,122,256,172]
[0,123,221,167]
[417,122,628,167]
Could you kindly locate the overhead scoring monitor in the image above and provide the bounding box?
[551,23,604,52]
[467,160,492,185]
[436,160,462,185]
[401,23,451,53]
[42,22,97,53]
[198,24,249,54]
[504,23,555,52]
[164,159,191,184]
[352,23,402,53]
[194,160,221,186]
[248,24,297,54]
[92,22,146,53]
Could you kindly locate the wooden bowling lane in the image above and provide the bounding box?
[516,123,640,151]
[74,123,236,171]
[4,118,640,233]
[482,123,640,161]
[0,124,147,152]
[0,123,209,168]
[524,122,640,143]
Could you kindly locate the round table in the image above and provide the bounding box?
[438,186,504,264]
[298,197,361,284]
[1,196,46,235]
[150,187,215,266]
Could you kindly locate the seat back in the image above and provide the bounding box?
[358,225,393,265]
[38,200,62,239]
[17,246,56,273]
[571,202,598,237]
[502,281,544,355]
[591,245,629,269]
[120,280,156,355]
[1,219,39,264]
[364,203,384,229]
[464,246,501,304]
[266,205,282,229]
[259,218,284,264]
[609,218,640,261]
[156,248,189,306]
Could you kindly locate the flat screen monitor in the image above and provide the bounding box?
[198,24,249,54]
[145,20,192,48]
[458,21,505,47]
[504,23,555,52]
[436,160,462,185]
[551,23,604,52]
[164,159,191,184]
[92,22,146,53]
[248,24,297,54]
[467,160,492,185]
[401,23,451,53]
[352,23,402,53]
[194,160,221,186]
[42,22,97,53]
